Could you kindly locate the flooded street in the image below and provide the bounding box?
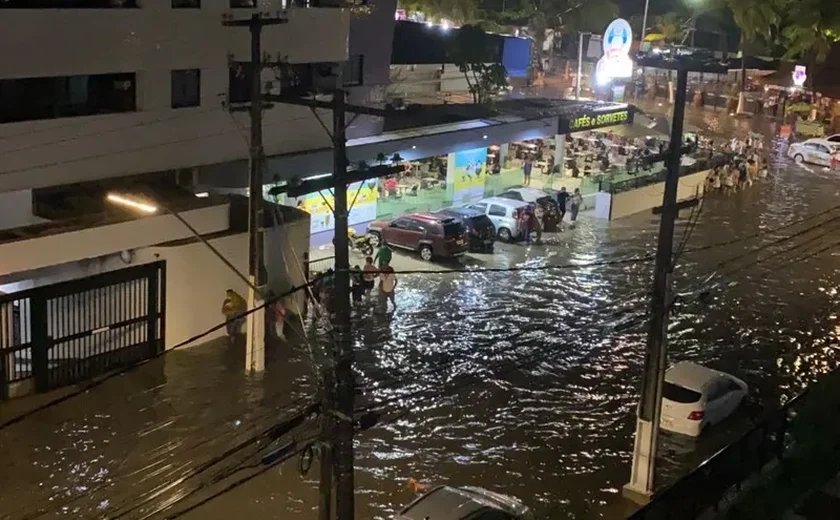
[4,116,840,520]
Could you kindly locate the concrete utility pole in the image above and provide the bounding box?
[330,89,356,520]
[624,67,690,502]
[223,14,286,373]
[576,32,585,100]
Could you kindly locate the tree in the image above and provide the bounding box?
[653,12,687,43]
[780,0,840,83]
[449,24,510,104]
[722,0,781,110]
[400,0,478,23]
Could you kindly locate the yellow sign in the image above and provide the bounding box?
[569,110,630,131]
[299,181,378,234]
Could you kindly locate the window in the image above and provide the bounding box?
[1,0,136,7]
[228,65,252,104]
[390,218,410,229]
[662,382,702,403]
[172,0,199,6]
[489,205,507,217]
[342,55,364,87]
[469,203,487,213]
[171,69,201,108]
[0,73,136,124]
[443,222,465,238]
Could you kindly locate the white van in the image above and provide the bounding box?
[466,197,531,242]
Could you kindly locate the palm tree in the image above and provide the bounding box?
[724,0,781,113]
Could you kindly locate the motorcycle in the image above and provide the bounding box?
[349,233,374,257]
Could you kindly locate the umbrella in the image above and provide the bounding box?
[651,116,703,136]
[596,120,668,139]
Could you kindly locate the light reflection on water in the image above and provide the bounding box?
[3,138,840,519]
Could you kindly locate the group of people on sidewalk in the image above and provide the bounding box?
[513,186,586,245]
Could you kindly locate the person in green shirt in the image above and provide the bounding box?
[374,243,393,267]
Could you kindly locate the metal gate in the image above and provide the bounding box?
[0,262,165,398]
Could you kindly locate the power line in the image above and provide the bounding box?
[0,274,326,433]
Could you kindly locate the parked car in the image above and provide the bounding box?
[825,134,840,143]
[787,138,840,167]
[660,361,749,437]
[437,207,496,253]
[395,485,533,520]
[497,187,561,231]
[466,197,531,243]
[367,213,467,261]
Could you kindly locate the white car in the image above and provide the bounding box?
[660,361,748,437]
[395,486,533,520]
[787,138,840,167]
[466,197,531,243]
[825,134,840,143]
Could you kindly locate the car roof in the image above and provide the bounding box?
[474,197,530,208]
[439,207,484,218]
[802,138,838,147]
[504,187,552,197]
[404,212,456,224]
[396,486,529,520]
[665,361,725,391]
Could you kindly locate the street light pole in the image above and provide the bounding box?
[576,32,585,100]
[641,0,650,42]
[624,67,689,503]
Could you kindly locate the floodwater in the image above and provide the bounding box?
[3,112,840,520]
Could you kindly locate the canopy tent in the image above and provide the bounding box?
[597,120,668,139]
[649,115,703,136]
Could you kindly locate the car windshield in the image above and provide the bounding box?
[663,382,702,403]
[443,221,465,238]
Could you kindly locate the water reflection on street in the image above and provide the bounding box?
[2,115,840,520]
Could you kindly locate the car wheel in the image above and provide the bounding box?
[419,244,433,261]
[794,154,804,164]
[498,227,512,242]
[368,231,381,247]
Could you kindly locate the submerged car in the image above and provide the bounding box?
[437,207,496,253]
[660,361,748,437]
[367,213,467,261]
[395,485,533,520]
[787,138,840,167]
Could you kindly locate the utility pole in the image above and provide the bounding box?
[576,32,585,100]
[624,67,690,503]
[330,89,356,520]
[223,14,286,373]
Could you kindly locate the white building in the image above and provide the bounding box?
[0,0,351,194]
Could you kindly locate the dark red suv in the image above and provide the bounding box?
[367,213,468,261]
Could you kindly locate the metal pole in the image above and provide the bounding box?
[331,90,355,520]
[245,13,266,373]
[319,368,334,520]
[641,0,650,42]
[624,68,689,502]
[576,32,584,100]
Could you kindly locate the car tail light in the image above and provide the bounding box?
[687,410,704,421]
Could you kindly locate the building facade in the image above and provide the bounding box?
[0,0,352,195]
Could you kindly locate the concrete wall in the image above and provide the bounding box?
[0,203,230,277]
[0,4,349,193]
[0,190,48,231]
[610,170,708,220]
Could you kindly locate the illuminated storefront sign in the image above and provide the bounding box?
[595,18,634,86]
[559,108,633,134]
[792,65,807,87]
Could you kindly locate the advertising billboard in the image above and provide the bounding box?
[297,180,378,235]
[447,148,487,202]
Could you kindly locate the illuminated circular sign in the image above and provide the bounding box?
[596,18,634,86]
[603,18,633,56]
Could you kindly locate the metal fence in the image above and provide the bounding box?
[602,154,730,195]
[0,262,165,397]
